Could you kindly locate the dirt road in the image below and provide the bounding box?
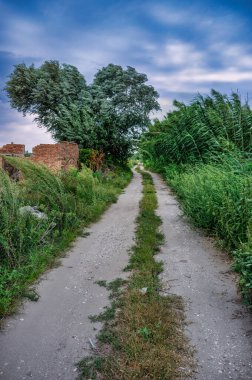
[0,171,142,380]
[1,170,252,380]
[152,173,252,380]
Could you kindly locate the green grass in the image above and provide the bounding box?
[141,90,252,168]
[141,89,252,307]
[166,163,252,249]
[0,158,132,317]
[77,171,194,380]
[163,162,252,306]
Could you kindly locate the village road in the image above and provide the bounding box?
[152,173,252,380]
[1,170,252,380]
[0,171,142,380]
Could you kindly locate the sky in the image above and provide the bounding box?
[1,0,252,151]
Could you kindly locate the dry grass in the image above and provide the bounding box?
[100,291,193,379]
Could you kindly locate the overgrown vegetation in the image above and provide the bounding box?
[141,90,252,306]
[78,172,194,380]
[0,158,131,317]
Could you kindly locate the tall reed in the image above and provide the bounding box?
[141,89,252,305]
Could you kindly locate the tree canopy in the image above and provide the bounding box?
[89,64,160,160]
[5,61,160,162]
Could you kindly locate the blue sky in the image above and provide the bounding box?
[1,0,252,150]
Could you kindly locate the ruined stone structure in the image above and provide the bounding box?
[0,143,25,157]
[0,143,25,179]
[0,142,79,174]
[30,142,79,170]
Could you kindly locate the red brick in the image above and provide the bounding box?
[30,142,79,170]
[0,143,25,156]
[0,141,79,172]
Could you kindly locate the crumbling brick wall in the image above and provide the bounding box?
[31,142,79,170]
[0,143,25,180]
[0,156,4,170]
[0,143,25,156]
[0,142,79,173]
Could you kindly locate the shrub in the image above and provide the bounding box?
[79,149,105,171]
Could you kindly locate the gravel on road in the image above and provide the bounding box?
[0,171,142,380]
[1,169,252,380]
[152,173,252,380]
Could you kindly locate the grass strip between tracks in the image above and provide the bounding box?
[78,171,194,380]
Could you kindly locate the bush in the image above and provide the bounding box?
[79,149,105,171]
[79,148,93,166]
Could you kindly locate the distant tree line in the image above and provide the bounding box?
[5,61,160,162]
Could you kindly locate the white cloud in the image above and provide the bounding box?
[149,68,252,95]
[150,40,205,68]
[1,11,149,81]
[66,25,149,80]
[1,0,252,137]
[151,97,174,119]
[139,34,252,94]
[0,18,47,59]
[211,43,252,69]
[0,104,54,152]
[149,5,191,26]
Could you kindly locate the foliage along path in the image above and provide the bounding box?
[0,171,142,380]
[152,172,252,380]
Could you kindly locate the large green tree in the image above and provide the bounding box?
[5,60,91,138]
[6,61,160,161]
[89,64,160,160]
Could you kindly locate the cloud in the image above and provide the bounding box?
[1,0,252,146]
[0,8,149,82]
[146,68,252,96]
[0,18,47,59]
[67,27,145,80]
[146,40,205,69]
[151,97,174,119]
[148,3,245,42]
[211,43,252,69]
[139,33,252,93]
[149,4,192,26]
[0,101,54,152]
[153,68,252,86]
